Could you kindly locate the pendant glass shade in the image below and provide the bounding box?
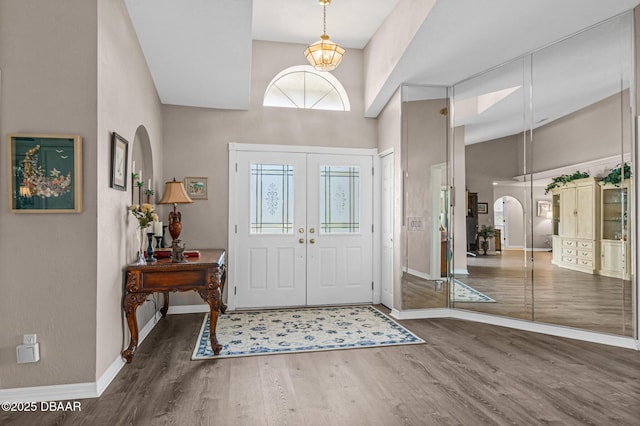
[305,34,345,72]
[304,0,344,72]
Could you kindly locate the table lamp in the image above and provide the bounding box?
[158,178,193,261]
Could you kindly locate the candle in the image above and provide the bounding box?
[138,170,142,181]
[148,179,151,190]
[132,161,135,175]
[154,221,163,236]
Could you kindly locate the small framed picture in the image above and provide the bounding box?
[8,133,83,213]
[110,132,128,191]
[477,202,488,214]
[184,176,208,200]
[537,200,552,217]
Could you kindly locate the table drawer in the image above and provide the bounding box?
[562,240,576,247]
[140,270,210,290]
[562,256,577,265]
[562,248,576,256]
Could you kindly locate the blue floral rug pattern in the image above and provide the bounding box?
[192,305,424,360]
[452,280,495,302]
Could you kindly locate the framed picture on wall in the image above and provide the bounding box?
[477,202,488,214]
[184,176,208,200]
[8,133,83,213]
[110,132,128,191]
[537,200,552,217]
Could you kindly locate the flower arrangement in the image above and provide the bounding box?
[544,170,590,194]
[129,203,158,229]
[601,163,631,186]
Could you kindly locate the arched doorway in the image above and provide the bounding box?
[494,196,524,249]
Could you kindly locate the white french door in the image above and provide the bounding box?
[233,148,373,309]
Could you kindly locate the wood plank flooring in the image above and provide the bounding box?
[403,250,634,336]
[2,310,639,425]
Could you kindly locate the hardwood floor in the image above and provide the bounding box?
[2,311,639,425]
[403,250,635,336]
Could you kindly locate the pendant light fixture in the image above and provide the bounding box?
[304,0,345,72]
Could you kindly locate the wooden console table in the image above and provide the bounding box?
[121,248,226,363]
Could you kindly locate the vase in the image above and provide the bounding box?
[136,227,147,265]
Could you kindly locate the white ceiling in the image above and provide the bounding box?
[125,0,640,142]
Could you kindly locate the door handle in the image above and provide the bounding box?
[299,238,305,244]
[310,239,316,244]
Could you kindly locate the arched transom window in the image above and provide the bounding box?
[263,65,350,111]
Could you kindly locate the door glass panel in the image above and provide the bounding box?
[250,164,294,234]
[319,166,360,233]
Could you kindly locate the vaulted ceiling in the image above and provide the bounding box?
[125,0,640,142]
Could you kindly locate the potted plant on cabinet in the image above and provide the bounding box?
[478,225,496,255]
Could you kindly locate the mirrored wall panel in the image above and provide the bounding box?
[401,12,635,338]
[401,85,450,309]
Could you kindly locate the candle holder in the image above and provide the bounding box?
[155,235,163,249]
[161,225,168,248]
[146,232,157,263]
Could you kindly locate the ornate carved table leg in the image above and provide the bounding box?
[219,265,227,314]
[160,291,170,317]
[199,267,223,355]
[121,270,149,363]
[121,292,149,363]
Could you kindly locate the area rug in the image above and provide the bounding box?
[192,305,424,360]
[452,279,495,302]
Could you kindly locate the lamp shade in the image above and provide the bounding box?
[158,179,193,205]
[305,34,345,71]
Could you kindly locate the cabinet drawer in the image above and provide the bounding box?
[577,250,592,258]
[576,259,593,268]
[562,256,577,264]
[562,248,576,256]
[577,241,593,249]
[562,240,576,247]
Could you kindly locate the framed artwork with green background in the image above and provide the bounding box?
[8,133,83,213]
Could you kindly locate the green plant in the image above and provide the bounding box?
[544,170,591,194]
[601,163,631,186]
[478,225,495,241]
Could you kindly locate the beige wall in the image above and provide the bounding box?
[162,40,377,306]
[95,0,163,379]
[0,0,99,387]
[0,0,162,390]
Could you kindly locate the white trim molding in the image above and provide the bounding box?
[391,308,639,351]
[0,311,163,403]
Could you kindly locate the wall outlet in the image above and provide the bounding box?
[23,334,37,345]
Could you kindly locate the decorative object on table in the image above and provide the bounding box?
[478,224,495,255]
[192,305,424,360]
[129,203,159,265]
[145,188,154,204]
[146,232,157,263]
[304,0,345,72]
[158,178,193,263]
[477,202,488,214]
[184,176,208,200]
[110,132,128,191]
[8,133,83,213]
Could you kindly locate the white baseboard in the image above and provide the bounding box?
[0,310,162,403]
[402,267,431,280]
[453,268,469,275]
[167,304,209,315]
[390,308,639,351]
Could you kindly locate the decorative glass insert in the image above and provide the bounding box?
[320,166,360,233]
[263,65,351,111]
[250,164,294,234]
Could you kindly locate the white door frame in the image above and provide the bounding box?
[379,149,393,308]
[228,143,379,311]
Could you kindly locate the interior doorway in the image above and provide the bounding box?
[494,196,524,249]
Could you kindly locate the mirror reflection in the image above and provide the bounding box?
[402,12,634,337]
